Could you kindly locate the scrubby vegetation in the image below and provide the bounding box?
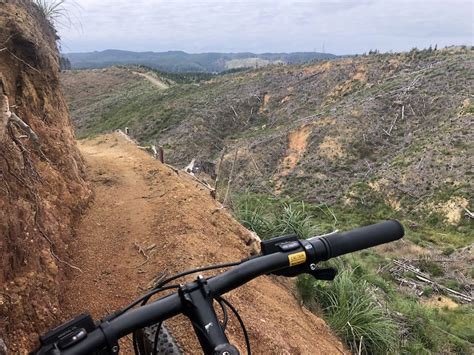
[233,192,318,239]
[298,268,399,354]
[33,0,67,23]
[233,192,473,354]
[32,0,78,28]
[61,47,473,354]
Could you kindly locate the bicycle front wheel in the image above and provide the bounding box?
[134,322,183,355]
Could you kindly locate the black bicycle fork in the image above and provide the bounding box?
[179,276,240,355]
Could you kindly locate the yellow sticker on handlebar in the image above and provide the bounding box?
[288,251,306,266]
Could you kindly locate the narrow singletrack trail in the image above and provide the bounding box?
[61,133,346,354]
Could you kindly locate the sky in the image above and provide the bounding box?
[60,0,474,55]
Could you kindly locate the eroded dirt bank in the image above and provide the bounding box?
[62,133,346,354]
[0,1,90,352]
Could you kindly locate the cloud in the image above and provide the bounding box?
[60,0,473,54]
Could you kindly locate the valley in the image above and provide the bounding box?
[2,1,472,354]
[61,48,474,353]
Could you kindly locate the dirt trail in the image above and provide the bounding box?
[61,133,346,354]
[132,71,169,89]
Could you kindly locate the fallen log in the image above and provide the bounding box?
[391,259,472,303]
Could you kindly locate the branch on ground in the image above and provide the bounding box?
[463,207,473,219]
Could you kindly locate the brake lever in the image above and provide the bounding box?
[308,266,337,281]
[270,262,337,281]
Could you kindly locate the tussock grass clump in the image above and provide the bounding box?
[233,192,319,239]
[33,0,67,23]
[32,0,80,28]
[232,192,274,238]
[297,268,399,354]
[275,203,319,239]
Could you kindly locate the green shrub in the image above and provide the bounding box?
[442,246,456,256]
[233,193,319,239]
[274,202,319,238]
[417,258,445,277]
[299,268,399,354]
[233,192,274,238]
[422,286,433,297]
[33,0,71,26]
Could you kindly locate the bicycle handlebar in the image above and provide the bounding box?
[59,252,290,354]
[35,220,404,354]
[308,220,404,260]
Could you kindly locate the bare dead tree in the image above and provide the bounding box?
[463,207,474,219]
[222,148,239,206]
[383,105,404,136]
[230,105,239,122]
[213,146,227,199]
[390,259,472,303]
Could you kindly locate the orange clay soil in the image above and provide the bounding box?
[60,133,346,354]
[274,124,313,194]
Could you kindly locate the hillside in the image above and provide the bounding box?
[63,49,473,221]
[62,48,474,353]
[64,49,337,72]
[0,0,91,352]
[0,0,356,354]
[0,3,349,354]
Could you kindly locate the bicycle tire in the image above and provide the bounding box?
[135,322,183,355]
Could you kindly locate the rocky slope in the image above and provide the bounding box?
[0,1,90,352]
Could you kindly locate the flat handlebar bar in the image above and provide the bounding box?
[41,220,404,354]
[308,220,404,260]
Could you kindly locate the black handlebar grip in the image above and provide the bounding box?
[308,220,404,261]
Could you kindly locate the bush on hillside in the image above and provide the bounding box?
[233,192,319,239]
[297,268,399,354]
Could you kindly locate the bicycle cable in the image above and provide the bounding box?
[140,260,244,308]
[218,298,229,330]
[216,296,251,355]
[151,321,163,355]
[106,284,180,321]
[155,260,243,290]
[120,259,248,353]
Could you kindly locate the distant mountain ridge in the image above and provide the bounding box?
[64,49,337,72]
